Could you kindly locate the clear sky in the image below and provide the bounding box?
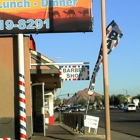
[32,0,140,98]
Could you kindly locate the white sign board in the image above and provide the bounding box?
[84,115,99,129]
[59,65,89,81]
[133,99,139,106]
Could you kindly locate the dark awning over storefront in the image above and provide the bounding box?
[30,50,62,90]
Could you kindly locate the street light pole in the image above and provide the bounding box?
[122,89,127,96]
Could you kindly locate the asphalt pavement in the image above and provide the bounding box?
[29,122,140,140]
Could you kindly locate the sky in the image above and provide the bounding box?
[32,0,140,99]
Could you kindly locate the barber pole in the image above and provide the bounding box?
[19,74,26,139]
[18,34,26,140]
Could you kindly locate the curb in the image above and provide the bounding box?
[78,134,105,139]
[60,124,105,139]
[0,138,11,140]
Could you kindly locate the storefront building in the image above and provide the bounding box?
[0,35,61,139]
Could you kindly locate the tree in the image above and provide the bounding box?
[117,94,127,105]
[54,98,61,107]
[62,98,68,105]
[110,94,128,106]
[132,94,140,100]
[101,95,105,106]
[78,98,87,106]
[94,96,101,105]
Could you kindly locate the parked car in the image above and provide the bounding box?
[63,107,72,113]
[119,105,124,110]
[54,107,60,112]
[97,105,105,110]
[78,106,86,112]
[110,105,118,109]
[124,104,136,112]
[71,106,79,112]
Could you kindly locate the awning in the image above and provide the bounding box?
[30,50,62,90]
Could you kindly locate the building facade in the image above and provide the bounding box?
[0,35,61,139]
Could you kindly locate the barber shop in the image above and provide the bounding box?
[0,35,62,139]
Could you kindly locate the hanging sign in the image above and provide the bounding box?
[59,65,89,81]
[0,0,93,34]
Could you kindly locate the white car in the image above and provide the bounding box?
[78,107,86,112]
[124,104,136,112]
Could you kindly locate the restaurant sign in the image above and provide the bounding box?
[0,0,93,34]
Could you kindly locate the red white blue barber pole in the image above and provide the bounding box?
[18,34,26,140]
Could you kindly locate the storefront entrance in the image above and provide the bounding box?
[32,83,45,135]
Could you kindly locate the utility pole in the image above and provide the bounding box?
[101,0,111,140]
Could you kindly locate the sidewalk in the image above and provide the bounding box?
[29,122,140,140]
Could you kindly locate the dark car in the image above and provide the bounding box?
[63,107,72,113]
[71,106,79,112]
[54,107,60,112]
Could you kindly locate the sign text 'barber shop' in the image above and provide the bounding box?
[59,65,89,81]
